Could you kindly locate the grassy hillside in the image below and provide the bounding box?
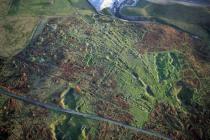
[0,0,94,58]
[0,16,39,58]
[121,0,210,42]
[0,0,210,139]
[1,15,210,139]
[7,0,93,16]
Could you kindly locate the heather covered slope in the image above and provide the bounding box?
[120,0,210,42]
[0,0,210,140]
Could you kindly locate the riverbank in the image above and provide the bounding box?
[88,0,210,44]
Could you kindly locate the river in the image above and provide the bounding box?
[89,0,210,42]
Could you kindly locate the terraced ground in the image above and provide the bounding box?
[0,0,210,140]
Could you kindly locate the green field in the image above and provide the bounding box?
[0,0,94,58]
[0,0,93,16]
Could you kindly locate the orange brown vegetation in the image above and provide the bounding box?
[3,98,22,116]
[22,122,55,140]
[136,24,191,53]
[96,100,133,124]
[144,102,210,140]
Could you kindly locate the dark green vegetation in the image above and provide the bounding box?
[0,0,210,140]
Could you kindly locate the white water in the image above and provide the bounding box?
[88,0,210,12]
[88,0,129,11]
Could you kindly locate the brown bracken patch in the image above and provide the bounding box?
[96,100,133,124]
[22,123,55,140]
[136,24,191,53]
[144,102,210,140]
[2,98,22,117]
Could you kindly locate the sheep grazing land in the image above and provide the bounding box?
[0,0,210,139]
